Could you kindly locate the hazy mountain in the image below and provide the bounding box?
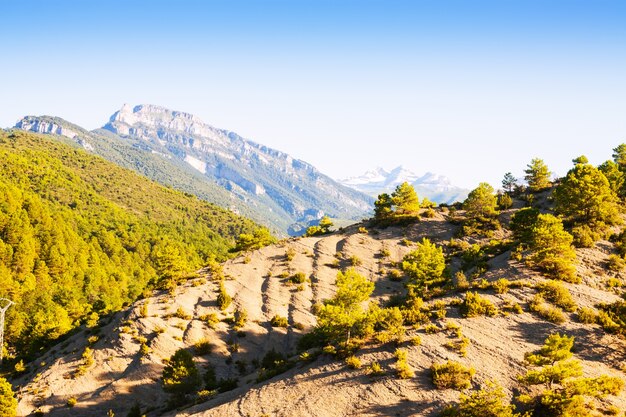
[15,105,373,235]
[340,166,469,204]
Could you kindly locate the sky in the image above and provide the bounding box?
[1,0,626,189]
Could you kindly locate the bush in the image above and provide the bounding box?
[576,307,597,324]
[528,294,566,324]
[345,356,362,369]
[217,282,232,311]
[607,254,626,272]
[455,271,470,290]
[162,349,201,400]
[571,224,601,248]
[199,313,220,329]
[270,315,289,328]
[290,272,307,284]
[174,307,192,320]
[194,338,213,355]
[369,361,383,375]
[431,360,475,390]
[388,269,403,281]
[233,308,247,329]
[395,348,415,379]
[441,381,518,417]
[536,280,577,312]
[492,278,510,294]
[285,247,296,262]
[66,397,77,408]
[460,292,498,318]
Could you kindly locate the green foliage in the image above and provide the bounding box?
[554,161,621,244]
[306,216,334,236]
[525,214,577,282]
[460,292,498,318]
[368,305,405,343]
[345,355,362,369]
[373,193,393,220]
[524,158,551,192]
[395,348,415,379]
[401,238,446,292]
[492,278,511,294]
[442,381,520,417]
[233,308,247,329]
[174,307,191,320]
[199,313,220,329]
[510,208,540,243]
[217,282,232,311]
[529,295,566,324]
[257,348,293,382]
[0,377,16,417]
[0,131,257,356]
[502,172,517,194]
[536,281,576,312]
[392,182,420,215]
[598,160,625,197]
[576,307,597,324]
[520,333,624,416]
[162,349,201,401]
[464,182,498,218]
[234,227,277,252]
[431,360,475,390]
[270,314,289,328]
[497,193,513,210]
[315,268,375,345]
[597,301,626,336]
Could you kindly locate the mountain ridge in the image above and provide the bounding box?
[15,106,374,235]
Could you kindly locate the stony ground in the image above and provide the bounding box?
[14,211,626,417]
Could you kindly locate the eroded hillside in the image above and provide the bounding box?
[13,204,626,417]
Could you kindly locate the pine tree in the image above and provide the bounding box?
[526,214,577,282]
[598,160,625,197]
[401,238,446,292]
[502,172,517,194]
[554,161,621,230]
[524,158,551,192]
[315,268,374,344]
[464,183,498,218]
[162,349,201,403]
[391,182,420,215]
[374,193,393,220]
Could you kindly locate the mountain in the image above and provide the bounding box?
[12,202,626,416]
[339,166,469,204]
[15,105,373,235]
[0,130,259,357]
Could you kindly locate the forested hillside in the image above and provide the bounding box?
[0,130,260,357]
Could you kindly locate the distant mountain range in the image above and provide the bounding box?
[15,104,373,235]
[339,166,468,204]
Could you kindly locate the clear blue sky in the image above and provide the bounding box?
[1,0,626,189]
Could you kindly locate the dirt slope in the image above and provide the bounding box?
[14,212,626,416]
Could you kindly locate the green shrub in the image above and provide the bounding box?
[66,397,77,408]
[345,356,362,369]
[492,278,511,294]
[460,292,498,318]
[199,313,220,329]
[441,381,519,417]
[388,269,404,281]
[233,308,247,329]
[270,315,289,328]
[576,307,597,324]
[571,224,601,248]
[528,294,565,324]
[194,339,213,355]
[285,247,296,261]
[536,280,577,312]
[217,282,232,311]
[455,271,470,290]
[174,307,192,320]
[290,272,307,284]
[431,360,475,390]
[607,254,626,272]
[369,361,383,375]
[162,349,201,402]
[395,348,415,379]
[424,324,440,334]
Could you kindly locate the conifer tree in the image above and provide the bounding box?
[526,214,577,282]
[554,160,620,230]
[374,193,393,220]
[464,182,498,218]
[391,182,420,215]
[315,268,374,344]
[502,172,517,194]
[401,238,446,292]
[524,158,551,192]
[598,160,625,197]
